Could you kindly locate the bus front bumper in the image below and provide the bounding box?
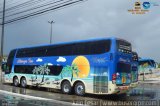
[113,86,130,94]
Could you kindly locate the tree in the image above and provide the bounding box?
[61,63,80,81]
[32,64,50,84]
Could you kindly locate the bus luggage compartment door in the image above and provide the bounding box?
[93,67,108,93]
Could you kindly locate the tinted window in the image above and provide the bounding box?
[14,65,35,74]
[48,66,63,76]
[6,49,16,74]
[72,40,111,55]
[117,62,131,73]
[117,40,132,54]
[16,40,111,57]
[46,44,73,56]
[14,65,63,76]
[46,40,111,56]
[16,47,47,57]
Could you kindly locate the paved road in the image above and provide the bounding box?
[0,69,159,106]
[0,83,159,106]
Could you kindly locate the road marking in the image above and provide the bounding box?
[0,90,72,105]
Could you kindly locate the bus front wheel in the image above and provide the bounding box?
[61,81,72,94]
[74,82,85,96]
[13,77,19,87]
[20,77,27,88]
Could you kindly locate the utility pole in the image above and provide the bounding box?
[1,0,6,62]
[48,20,55,44]
[1,0,6,83]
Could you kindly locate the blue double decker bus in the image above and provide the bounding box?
[139,58,157,75]
[130,52,139,88]
[4,37,132,96]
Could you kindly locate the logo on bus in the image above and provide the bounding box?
[17,58,34,64]
[92,57,107,63]
[119,58,130,62]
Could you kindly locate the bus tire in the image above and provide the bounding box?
[13,77,19,87]
[61,81,72,94]
[74,82,85,96]
[20,77,27,88]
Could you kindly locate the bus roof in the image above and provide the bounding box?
[10,37,131,52]
[16,37,118,50]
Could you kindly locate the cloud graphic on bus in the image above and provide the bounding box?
[56,57,66,62]
[47,63,53,66]
[36,58,43,62]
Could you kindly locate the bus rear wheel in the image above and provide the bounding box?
[74,82,85,96]
[61,81,72,94]
[20,77,27,88]
[13,77,19,87]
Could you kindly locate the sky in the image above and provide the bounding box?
[0,0,160,62]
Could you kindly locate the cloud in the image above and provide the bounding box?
[36,58,43,62]
[2,0,160,62]
[47,63,53,66]
[56,57,66,62]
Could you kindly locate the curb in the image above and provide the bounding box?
[0,90,73,105]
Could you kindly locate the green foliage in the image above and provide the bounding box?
[72,63,80,77]
[61,63,80,78]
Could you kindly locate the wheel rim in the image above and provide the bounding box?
[14,78,18,86]
[63,84,70,93]
[22,79,26,87]
[76,85,84,95]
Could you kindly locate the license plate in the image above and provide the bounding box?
[122,77,126,83]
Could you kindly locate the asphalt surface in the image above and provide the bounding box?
[0,82,159,106]
[0,70,160,106]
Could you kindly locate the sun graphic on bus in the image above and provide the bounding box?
[72,56,90,78]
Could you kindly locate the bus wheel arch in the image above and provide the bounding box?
[73,80,85,96]
[13,76,19,87]
[61,80,72,94]
[20,76,27,88]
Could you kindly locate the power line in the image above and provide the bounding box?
[0,0,68,18]
[2,0,85,26]
[0,0,65,19]
[0,0,86,25]
[0,0,22,9]
[0,0,50,14]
